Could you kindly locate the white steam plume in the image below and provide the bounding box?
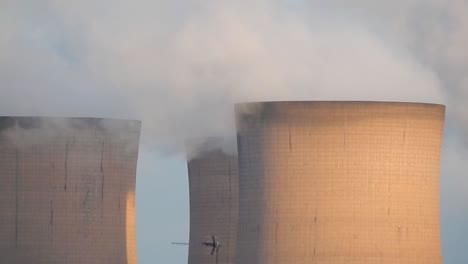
[0,1,447,154]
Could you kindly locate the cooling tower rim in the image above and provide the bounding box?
[0,116,141,122]
[234,101,446,121]
[185,136,238,161]
[0,116,141,132]
[234,100,445,108]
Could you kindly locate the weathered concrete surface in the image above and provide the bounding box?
[0,117,140,264]
[187,145,238,264]
[235,101,445,264]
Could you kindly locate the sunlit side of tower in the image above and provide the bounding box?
[0,117,140,264]
[235,101,445,264]
[187,139,238,264]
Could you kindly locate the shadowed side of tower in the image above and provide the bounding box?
[235,101,445,264]
[0,117,141,264]
[187,140,238,264]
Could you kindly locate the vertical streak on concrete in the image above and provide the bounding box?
[118,175,122,224]
[50,199,54,241]
[64,143,68,192]
[403,116,407,144]
[100,141,105,218]
[227,161,232,262]
[15,148,19,248]
[274,222,278,264]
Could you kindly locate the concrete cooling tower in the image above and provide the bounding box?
[235,101,445,264]
[0,117,141,264]
[187,139,238,264]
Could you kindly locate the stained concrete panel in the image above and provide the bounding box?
[0,117,140,264]
[235,101,445,264]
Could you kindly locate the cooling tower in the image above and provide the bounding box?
[235,101,445,264]
[187,139,238,264]
[0,117,140,264]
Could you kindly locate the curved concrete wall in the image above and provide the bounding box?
[187,148,238,264]
[0,117,140,264]
[235,102,445,264]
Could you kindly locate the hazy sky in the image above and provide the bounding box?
[1,0,468,263]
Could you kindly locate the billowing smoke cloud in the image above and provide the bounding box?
[1,0,467,262]
[0,0,450,153]
[298,0,468,140]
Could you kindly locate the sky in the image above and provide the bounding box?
[1,0,468,263]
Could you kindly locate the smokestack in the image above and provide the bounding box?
[0,117,141,264]
[186,138,238,264]
[235,101,445,264]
